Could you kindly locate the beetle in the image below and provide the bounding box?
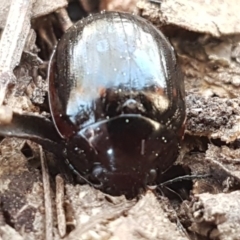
[0,11,185,198]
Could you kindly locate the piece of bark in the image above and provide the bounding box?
[205,145,240,187]
[56,175,67,238]
[137,0,240,36]
[190,191,240,239]
[40,147,53,240]
[0,225,24,240]
[65,186,188,240]
[0,105,13,124]
[0,138,45,239]
[0,0,33,105]
[186,94,240,143]
[100,0,138,12]
[0,0,32,72]
[55,8,73,32]
[0,0,68,28]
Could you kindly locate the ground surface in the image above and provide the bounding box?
[0,0,240,239]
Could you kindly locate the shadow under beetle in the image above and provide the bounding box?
[0,12,186,198]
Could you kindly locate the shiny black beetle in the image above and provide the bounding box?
[0,12,186,198]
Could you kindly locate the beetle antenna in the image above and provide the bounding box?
[159,173,211,187]
[72,170,103,189]
[157,185,184,201]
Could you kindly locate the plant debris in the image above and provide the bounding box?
[0,0,240,239]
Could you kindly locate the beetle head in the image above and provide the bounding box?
[67,114,181,197]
